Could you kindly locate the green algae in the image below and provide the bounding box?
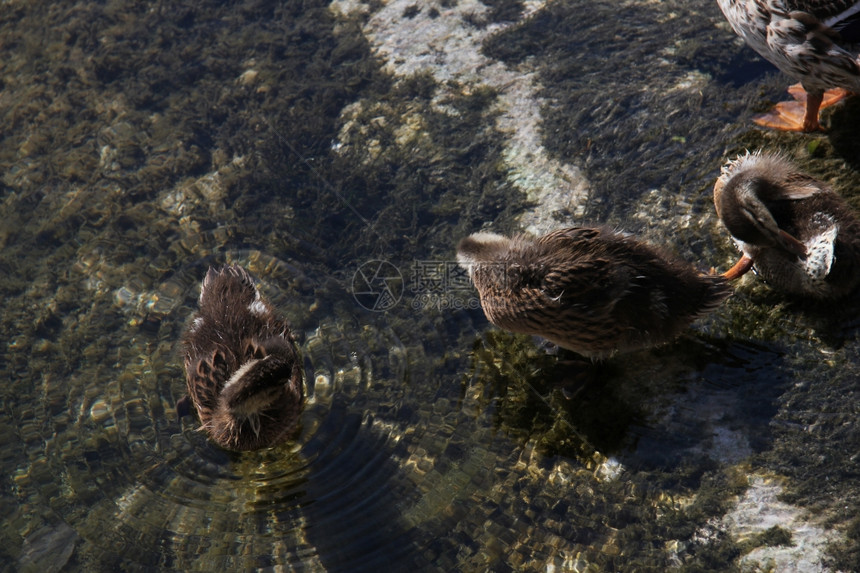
[1,0,860,570]
[0,0,402,569]
[459,327,801,570]
[481,9,860,568]
[300,76,525,263]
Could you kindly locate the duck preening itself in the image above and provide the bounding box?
[179,265,304,451]
[457,227,732,359]
[714,151,860,299]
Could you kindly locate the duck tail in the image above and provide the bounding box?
[698,271,734,314]
[220,354,297,415]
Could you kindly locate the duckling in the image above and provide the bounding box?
[714,150,860,298]
[179,265,303,451]
[716,0,860,131]
[456,227,732,359]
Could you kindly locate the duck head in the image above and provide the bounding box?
[713,152,817,259]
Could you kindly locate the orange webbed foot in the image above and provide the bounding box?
[785,84,850,108]
[752,100,810,131]
[752,84,851,132]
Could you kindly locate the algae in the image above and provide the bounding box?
[1,0,859,571]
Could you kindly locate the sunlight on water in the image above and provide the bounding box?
[1,0,859,571]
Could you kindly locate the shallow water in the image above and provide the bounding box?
[1,0,859,571]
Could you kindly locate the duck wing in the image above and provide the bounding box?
[536,227,632,310]
[787,1,859,22]
[186,348,231,413]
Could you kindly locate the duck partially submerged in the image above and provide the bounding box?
[714,151,860,298]
[179,265,303,451]
[457,227,732,359]
[716,0,860,131]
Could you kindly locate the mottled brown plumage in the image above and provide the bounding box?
[180,265,303,451]
[714,151,860,298]
[457,228,732,359]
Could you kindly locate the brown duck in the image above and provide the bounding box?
[457,227,732,359]
[716,0,860,132]
[179,265,304,451]
[714,150,860,299]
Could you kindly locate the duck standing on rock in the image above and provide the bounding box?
[716,0,860,131]
[457,227,732,359]
[714,150,860,298]
[179,265,304,451]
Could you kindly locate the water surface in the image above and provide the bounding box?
[1,0,859,571]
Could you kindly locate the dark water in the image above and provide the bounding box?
[1,0,859,571]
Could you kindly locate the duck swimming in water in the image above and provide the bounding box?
[457,227,732,359]
[714,150,860,298]
[716,0,860,131]
[179,265,304,451]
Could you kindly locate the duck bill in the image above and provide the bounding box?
[777,230,808,258]
[721,255,754,281]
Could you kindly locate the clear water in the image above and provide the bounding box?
[1,0,859,571]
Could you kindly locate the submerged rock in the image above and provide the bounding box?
[19,521,78,573]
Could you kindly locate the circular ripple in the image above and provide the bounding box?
[5,222,847,572]
[3,237,511,572]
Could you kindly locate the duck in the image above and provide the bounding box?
[714,150,860,298]
[716,0,860,131]
[456,227,732,359]
[178,265,304,451]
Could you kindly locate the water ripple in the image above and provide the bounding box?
[0,238,514,570]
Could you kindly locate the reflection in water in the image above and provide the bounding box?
[1,0,859,571]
